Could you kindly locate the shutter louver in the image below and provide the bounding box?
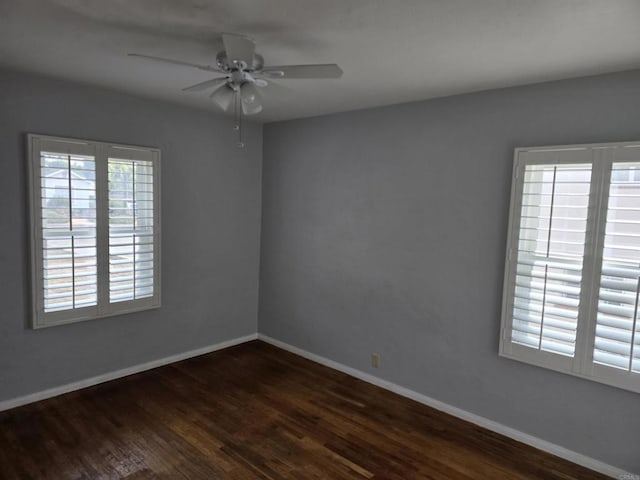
[40,152,97,312]
[108,158,155,303]
[594,162,640,373]
[511,163,591,357]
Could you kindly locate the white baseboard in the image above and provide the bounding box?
[258,333,632,479]
[0,333,258,413]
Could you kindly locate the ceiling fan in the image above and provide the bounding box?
[129,33,343,147]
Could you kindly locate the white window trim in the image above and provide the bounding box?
[27,134,161,329]
[500,140,640,394]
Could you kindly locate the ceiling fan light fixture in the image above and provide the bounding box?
[240,82,260,104]
[241,101,263,116]
[210,84,234,111]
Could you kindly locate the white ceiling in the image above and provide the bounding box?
[2,0,640,123]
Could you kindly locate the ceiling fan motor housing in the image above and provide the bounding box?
[216,51,264,72]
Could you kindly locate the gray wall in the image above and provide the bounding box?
[260,70,640,473]
[0,69,262,402]
[2,65,639,472]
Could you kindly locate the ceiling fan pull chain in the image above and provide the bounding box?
[234,90,244,149]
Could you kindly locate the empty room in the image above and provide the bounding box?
[1,1,639,478]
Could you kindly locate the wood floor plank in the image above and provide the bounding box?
[0,341,610,479]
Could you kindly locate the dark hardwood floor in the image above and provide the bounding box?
[0,341,608,479]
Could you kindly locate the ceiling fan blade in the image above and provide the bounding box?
[240,83,262,115]
[182,77,228,92]
[222,33,255,67]
[128,53,222,73]
[210,84,235,111]
[261,64,343,79]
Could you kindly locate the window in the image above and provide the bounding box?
[501,141,640,394]
[27,134,161,328]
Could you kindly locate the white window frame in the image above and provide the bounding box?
[500,140,640,394]
[27,134,161,329]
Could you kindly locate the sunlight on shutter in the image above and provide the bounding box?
[40,152,97,312]
[594,162,640,373]
[108,158,155,303]
[511,163,591,356]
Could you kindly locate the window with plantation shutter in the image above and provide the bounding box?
[28,135,160,328]
[108,151,156,304]
[501,142,640,394]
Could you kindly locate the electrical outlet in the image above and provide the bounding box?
[371,353,380,368]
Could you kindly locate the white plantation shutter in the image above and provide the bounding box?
[108,150,157,305]
[33,139,99,323]
[511,163,591,358]
[501,143,640,394]
[28,135,160,328]
[593,157,640,377]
